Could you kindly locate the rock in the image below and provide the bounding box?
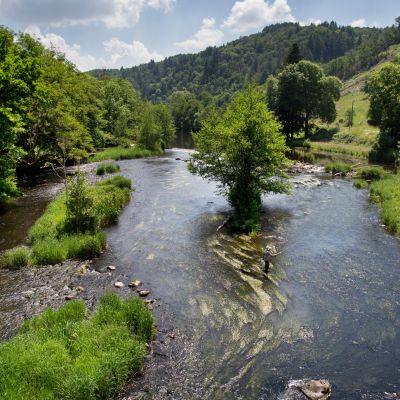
[76,264,88,274]
[145,299,155,304]
[107,265,117,271]
[168,332,176,339]
[301,380,331,400]
[75,286,85,292]
[139,290,150,297]
[129,279,142,288]
[175,157,181,161]
[114,281,125,288]
[65,293,78,301]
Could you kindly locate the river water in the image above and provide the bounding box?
[1,149,400,399]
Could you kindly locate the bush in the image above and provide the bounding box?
[96,176,132,190]
[0,293,154,400]
[96,163,121,176]
[356,166,388,181]
[0,246,31,269]
[325,161,352,176]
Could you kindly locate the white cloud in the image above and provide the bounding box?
[103,37,163,67]
[25,26,162,70]
[351,18,367,28]
[299,18,322,27]
[174,18,224,51]
[222,0,295,33]
[25,25,103,70]
[0,0,176,28]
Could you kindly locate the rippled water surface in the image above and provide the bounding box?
[2,149,400,399]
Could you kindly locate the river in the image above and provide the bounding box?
[1,149,399,399]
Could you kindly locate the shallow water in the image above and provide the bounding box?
[92,149,400,399]
[1,149,399,399]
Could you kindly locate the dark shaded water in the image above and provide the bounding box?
[1,149,399,399]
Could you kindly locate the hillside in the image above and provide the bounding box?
[91,21,400,102]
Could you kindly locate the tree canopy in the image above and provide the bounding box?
[189,86,290,232]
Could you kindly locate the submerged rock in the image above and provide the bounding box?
[300,380,331,400]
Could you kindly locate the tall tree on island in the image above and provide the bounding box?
[189,86,290,233]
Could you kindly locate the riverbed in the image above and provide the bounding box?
[1,149,399,399]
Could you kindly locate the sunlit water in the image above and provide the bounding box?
[1,149,399,398]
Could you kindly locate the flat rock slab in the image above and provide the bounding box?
[301,380,331,400]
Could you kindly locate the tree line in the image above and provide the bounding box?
[0,27,176,201]
[91,22,400,103]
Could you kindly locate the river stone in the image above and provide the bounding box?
[301,380,331,400]
[107,265,117,271]
[129,279,142,288]
[114,281,125,288]
[139,290,150,297]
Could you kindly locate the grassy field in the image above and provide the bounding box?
[0,292,154,400]
[0,176,132,268]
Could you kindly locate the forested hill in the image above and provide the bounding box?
[90,21,400,102]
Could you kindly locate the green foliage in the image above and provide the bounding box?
[190,86,289,232]
[0,293,154,400]
[354,178,368,189]
[25,174,131,265]
[0,246,31,269]
[96,163,121,175]
[65,172,96,233]
[272,60,342,139]
[345,107,355,127]
[325,161,352,176]
[356,166,388,181]
[91,146,160,162]
[91,22,400,102]
[285,42,303,65]
[168,91,201,135]
[368,63,400,161]
[370,174,400,234]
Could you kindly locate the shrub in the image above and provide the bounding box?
[0,293,154,400]
[325,161,352,176]
[356,166,388,181]
[96,163,121,176]
[0,246,31,269]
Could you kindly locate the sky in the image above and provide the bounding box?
[0,0,398,71]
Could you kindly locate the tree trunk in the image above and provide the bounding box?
[304,114,309,138]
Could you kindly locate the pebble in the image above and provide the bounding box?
[129,279,142,288]
[65,294,77,301]
[107,265,117,271]
[114,282,125,288]
[75,286,85,292]
[139,290,150,297]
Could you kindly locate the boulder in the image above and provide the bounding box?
[139,290,150,297]
[301,380,331,400]
[129,279,142,288]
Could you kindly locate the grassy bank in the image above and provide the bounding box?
[370,174,400,235]
[0,292,154,400]
[92,146,162,162]
[96,163,120,175]
[0,176,131,268]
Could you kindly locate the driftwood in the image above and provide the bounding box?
[216,216,232,232]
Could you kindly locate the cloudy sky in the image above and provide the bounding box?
[0,0,398,71]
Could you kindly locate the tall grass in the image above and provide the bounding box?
[92,146,162,162]
[0,293,154,400]
[0,176,132,268]
[325,161,353,176]
[96,163,120,176]
[370,174,400,235]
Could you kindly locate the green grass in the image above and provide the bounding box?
[92,146,162,162]
[325,161,353,176]
[0,176,132,268]
[96,163,121,176]
[370,174,400,235]
[0,246,31,269]
[0,292,154,400]
[311,141,371,158]
[355,165,388,181]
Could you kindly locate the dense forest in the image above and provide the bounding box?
[91,22,400,102]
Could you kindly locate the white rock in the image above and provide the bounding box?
[114,282,124,288]
[107,265,117,271]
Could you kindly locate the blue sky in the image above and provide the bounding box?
[0,0,398,71]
